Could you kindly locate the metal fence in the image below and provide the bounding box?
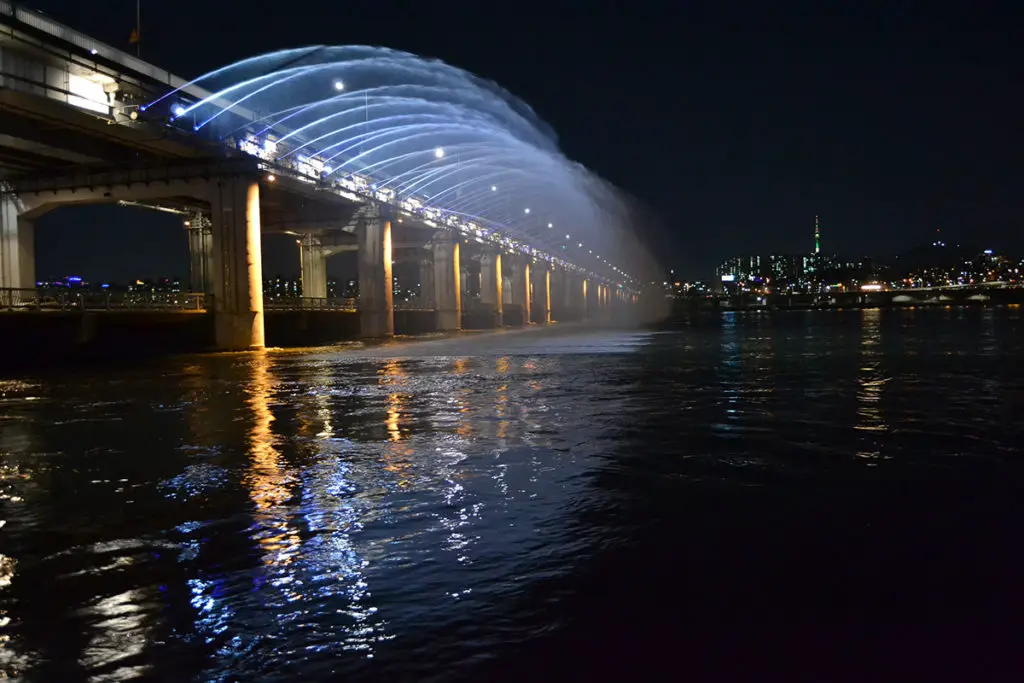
[263,297,357,311]
[0,288,206,311]
[393,297,434,311]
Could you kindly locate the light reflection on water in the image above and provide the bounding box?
[1,314,1023,681]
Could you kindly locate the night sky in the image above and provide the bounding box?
[28,0,1021,281]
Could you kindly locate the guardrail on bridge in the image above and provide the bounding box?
[263,297,357,311]
[0,288,205,311]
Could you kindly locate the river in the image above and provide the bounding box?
[1,307,1022,681]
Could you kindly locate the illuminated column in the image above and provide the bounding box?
[561,270,576,320]
[549,267,564,321]
[210,178,265,350]
[432,232,461,331]
[479,250,503,326]
[419,253,435,308]
[511,256,531,324]
[585,278,593,321]
[0,190,35,290]
[531,261,551,323]
[186,212,213,295]
[358,213,394,337]
[298,234,328,299]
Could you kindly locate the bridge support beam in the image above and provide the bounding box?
[479,251,503,326]
[511,256,531,324]
[358,215,393,337]
[210,178,265,350]
[432,233,461,331]
[299,235,328,299]
[531,262,551,324]
[186,212,213,295]
[0,191,35,290]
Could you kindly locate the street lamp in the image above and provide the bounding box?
[547,222,553,228]
[491,185,497,191]
[524,208,531,214]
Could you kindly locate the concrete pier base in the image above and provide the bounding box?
[299,235,328,299]
[480,251,503,327]
[210,178,265,350]
[432,233,461,331]
[531,263,550,324]
[358,215,394,337]
[511,257,531,325]
[186,212,213,295]
[0,190,35,290]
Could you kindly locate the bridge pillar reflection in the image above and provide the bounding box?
[431,232,461,331]
[479,250,503,327]
[0,190,35,290]
[299,234,328,299]
[210,178,265,350]
[531,261,550,324]
[358,213,394,337]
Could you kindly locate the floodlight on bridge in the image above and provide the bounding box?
[172,104,186,118]
[434,147,445,158]
[334,80,345,91]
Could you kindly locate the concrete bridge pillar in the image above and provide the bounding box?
[186,212,213,295]
[0,190,35,290]
[531,261,551,324]
[580,277,590,321]
[511,256,531,324]
[432,232,461,331]
[479,250,503,326]
[548,267,563,321]
[209,178,265,350]
[419,253,435,309]
[417,253,434,309]
[358,214,393,337]
[299,234,328,299]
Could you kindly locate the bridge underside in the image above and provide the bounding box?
[1,157,629,350]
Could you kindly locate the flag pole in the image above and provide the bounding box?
[135,0,141,57]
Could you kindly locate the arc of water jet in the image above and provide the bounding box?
[143,45,325,110]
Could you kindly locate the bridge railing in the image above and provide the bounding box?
[394,297,434,311]
[0,288,206,311]
[263,297,357,312]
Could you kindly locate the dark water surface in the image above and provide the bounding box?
[2,308,1023,682]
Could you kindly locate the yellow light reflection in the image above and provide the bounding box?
[495,356,511,440]
[243,353,300,569]
[379,361,414,484]
[855,308,890,459]
[379,360,407,443]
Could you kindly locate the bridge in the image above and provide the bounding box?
[0,3,656,352]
